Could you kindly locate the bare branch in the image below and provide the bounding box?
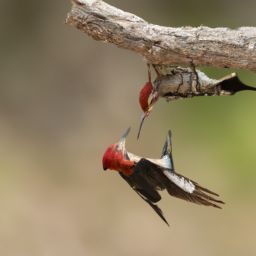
[66,0,256,71]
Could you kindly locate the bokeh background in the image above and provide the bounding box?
[1,0,256,255]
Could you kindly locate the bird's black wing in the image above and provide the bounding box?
[119,172,169,226]
[218,73,256,94]
[134,158,225,209]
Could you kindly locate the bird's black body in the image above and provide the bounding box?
[119,130,224,226]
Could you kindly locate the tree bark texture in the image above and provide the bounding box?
[66,0,256,71]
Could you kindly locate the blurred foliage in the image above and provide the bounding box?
[0,0,256,255]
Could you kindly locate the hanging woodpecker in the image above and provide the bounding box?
[137,64,256,139]
[102,128,224,226]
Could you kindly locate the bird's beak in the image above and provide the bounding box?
[137,90,159,140]
[137,108,151,140]
[117,127,131,154]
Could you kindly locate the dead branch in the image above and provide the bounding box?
[66,0,256,71]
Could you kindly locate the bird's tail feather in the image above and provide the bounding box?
[135,191,169,226]
[220,74,256,93]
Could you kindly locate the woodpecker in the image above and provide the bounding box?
[102,128,224,226]
[138,64,256,139]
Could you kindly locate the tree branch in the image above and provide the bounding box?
[66,0,256,71]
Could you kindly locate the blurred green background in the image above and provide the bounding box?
[1,0,256,255]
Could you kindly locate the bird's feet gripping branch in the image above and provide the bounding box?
[102,128,225,226]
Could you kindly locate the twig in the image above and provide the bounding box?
[66,0,256,71]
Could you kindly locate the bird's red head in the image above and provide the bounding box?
[139,81,153,113]
[137,65,159,139]
[102,143,123,171]
[102,128,134,174]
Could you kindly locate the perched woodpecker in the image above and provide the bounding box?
[138,64,256,139]
[102,128,224,226]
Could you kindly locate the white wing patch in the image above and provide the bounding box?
[127,152,172,169]
[161,155,172,169]
[163,170,195,193]
[146,157,172,169]
[127,152,141,162]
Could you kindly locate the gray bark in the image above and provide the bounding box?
[66,0,256,71]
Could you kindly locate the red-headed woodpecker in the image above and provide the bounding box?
[138,64,256,139]
[102,128,224,226]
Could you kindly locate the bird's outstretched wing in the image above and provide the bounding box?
[119,172,169,226]
[134,158,225,209]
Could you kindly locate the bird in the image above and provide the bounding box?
[102,128,224,225]
[137,64,256,139]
